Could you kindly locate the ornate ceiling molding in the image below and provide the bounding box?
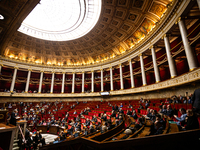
[0,0,189,72]
[1,0,176,67]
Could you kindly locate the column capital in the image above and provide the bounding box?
[40,70,44,73]
[82,71,85,73]
[62,72,65,74]
[52,71,55,73]
[128,59,132,62]
[118,63,121,67]
[100,69,103,71]
[28,69,32,71]
[91,70,94,72]
[0,64,3,66]
[162,34,166,39]
[109,66,112,69]
[175,17,181,24]
[72,72,75,74]
[149,45,154,49]
[138,53,142,57]
[14,67,19,69]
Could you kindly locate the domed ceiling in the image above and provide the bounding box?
[2,0,171,67]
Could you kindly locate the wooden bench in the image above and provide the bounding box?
[137,127,151,137]
[169,123,179,133]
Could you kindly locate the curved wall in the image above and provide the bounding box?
[0,0,200,100]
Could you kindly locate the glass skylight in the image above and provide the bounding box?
[0,14,4,20]
[18,0,101,41]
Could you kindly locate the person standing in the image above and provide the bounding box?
[10,109,17,126]
[191,88,200,114]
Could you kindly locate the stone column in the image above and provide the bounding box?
[177,18,198,71]
[151,46,161,83]
[197,0,200,10]
[61,72,65,93]
[10,67,18,92]
[0,64,2,73]
[72,72,75,93]
[50,72,55,93]
[163,34,177,78]
[110,67,113,91]
[139,54,147,86]
[129,60,135,88]
[101,69,104,92]
[91,71,94,92]
[25,69,31,93]
[38,71,43,93]
[119,64,124,90]
[82,71,85,93]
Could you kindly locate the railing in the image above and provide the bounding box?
[18,124,26,144]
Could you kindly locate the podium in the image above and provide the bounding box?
[16,120,27,139]
[0,123,17,150]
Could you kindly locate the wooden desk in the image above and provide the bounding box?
[49,125,59,134]
[169,123,179,133]
[37,125,48,133]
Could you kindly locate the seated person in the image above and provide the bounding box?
[182,109,199,130]
[26,132,37,150]
[145,108,151,118]
[160,105,167,115]
[75,122,81,131]
[165,105,174,117]
[154,121,164,135]
[110,110,116,118]
[89,125,96,134]
[101,125,108,133]
[119,108,124,114]
[74,129,81,138]
[128,104,132,109]
[155,114,166,128]
[130,117,143,133]
[67,125,74,135]
[85,118,91,127]
[56,131,66,141]
[150,110,157,122]
[126,110,132,116]
[34,130,46,146]
[101,114,107,121]
[75,116,80,122]
[173,108,187,127]
[91,115,97,123]
[131,110,138,120]
[118,116,123,124]
[73,110,77,115]
[121,129,132,139]
[107,121,115,130]
[137,104,144,113]
[145,101,149,109]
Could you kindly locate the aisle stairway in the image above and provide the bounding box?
[12,139,19,150]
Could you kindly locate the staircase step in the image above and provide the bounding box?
[12,147,19,150]
[13,143,18,147]
[14,139,19,143]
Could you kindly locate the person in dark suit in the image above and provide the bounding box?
[191,88,200,114]
[85,118,91,127]
[10,109,17,126]
[34,131,45,146]
[182,109,199,130]
[27,132,37,150]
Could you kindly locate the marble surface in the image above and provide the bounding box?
[41,133,58,144]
